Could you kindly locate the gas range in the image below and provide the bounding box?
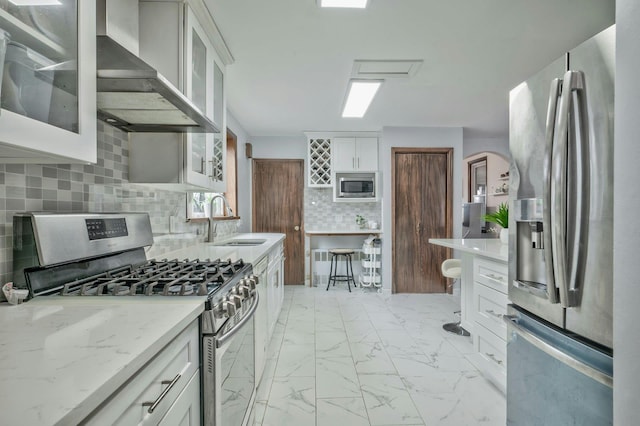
[12,212,260,426]
[13,212,257,334]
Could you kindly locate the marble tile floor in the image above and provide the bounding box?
[254,285,506,426]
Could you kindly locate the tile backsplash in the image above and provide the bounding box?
[304,187,382,229]
[0,122,237,285]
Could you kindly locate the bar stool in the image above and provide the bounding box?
[441,259,470,336]
[326,249,356,292]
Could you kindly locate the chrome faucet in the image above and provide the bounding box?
[207,194,234,243]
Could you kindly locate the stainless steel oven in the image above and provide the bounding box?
[203,293,257,426]
[12,212,259,426]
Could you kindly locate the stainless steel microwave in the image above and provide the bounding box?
[335,172,377,200]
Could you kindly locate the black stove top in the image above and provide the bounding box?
[59,258,250,298]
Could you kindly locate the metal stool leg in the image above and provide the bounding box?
[347,254,356,288]
[345,254,352,293]
[326,254,335,291]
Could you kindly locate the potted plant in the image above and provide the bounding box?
[484,202,509,243]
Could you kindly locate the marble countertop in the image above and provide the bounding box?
[0,233,285,426]
[158,233,286,263]
[0,297,204,426]
[305,228,383,235]
[428,238,509,262]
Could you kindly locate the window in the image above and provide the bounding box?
[187,130,238,219]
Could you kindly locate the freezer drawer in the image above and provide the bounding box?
[505,306,612,426]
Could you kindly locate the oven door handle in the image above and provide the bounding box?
[215,291,259,349]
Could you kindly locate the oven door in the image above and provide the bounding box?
[203,292,258,426]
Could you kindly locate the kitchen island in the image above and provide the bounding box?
[0,233,285,426]
[429,238,509,392]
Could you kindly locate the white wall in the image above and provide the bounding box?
[614,2,640,423]
[250,136,307,159]
[463,136,510,159]
[379,126,464,291]
[226,113,252,232]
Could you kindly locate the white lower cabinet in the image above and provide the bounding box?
[84,320,200,425]
[267,242,284,340]
[158,372,201,426]
[470,257,508,393]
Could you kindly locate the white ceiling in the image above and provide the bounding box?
[204,0,614,139]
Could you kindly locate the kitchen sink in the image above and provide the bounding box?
[212,239,267,247]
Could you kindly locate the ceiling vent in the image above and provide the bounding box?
[351,60,423,79]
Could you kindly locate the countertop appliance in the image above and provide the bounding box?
[12,212,258,426]
[462,202,484,238]
[506,25,614,425]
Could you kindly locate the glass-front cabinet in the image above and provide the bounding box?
[183,4,225,191]
[0,0,96,163]
[131,1,227,191]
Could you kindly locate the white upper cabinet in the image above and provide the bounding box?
[332,137,378,172]
[133,0,228,191]
[0,1,97,163]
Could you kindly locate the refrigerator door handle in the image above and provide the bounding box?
[553,70,589,307]
[503,315,612,388]
[542,78,562,304]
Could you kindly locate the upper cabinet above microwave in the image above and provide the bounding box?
[0,1,97,164]
[306,133,379,188]
[332,137,378,172]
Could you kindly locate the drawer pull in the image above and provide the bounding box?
[142,373,182,413]
[485,309,503,318]
[485,273,505,282]
[486,352,504,365]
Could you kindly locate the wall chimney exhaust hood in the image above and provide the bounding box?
[96,36,219,133]
[95,0,219,133]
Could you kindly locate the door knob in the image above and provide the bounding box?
[294,226,300,231]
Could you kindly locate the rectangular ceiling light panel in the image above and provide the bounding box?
[318,0,368,8]
[352,60,423,78]
[342,80,382,118]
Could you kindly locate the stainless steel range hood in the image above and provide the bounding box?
[96,36,219,133]
[95,0,218,134]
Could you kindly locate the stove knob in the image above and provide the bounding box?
[248,274,259,285]
[243,276,257,290]
[214,301,235,318]
[222,299,237,316]
[237,284,251,297]
[228,294,243,309]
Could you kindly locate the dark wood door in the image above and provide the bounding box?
[252,159,305,285]
[392,148,453,293]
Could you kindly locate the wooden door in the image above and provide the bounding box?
[392,148,453,293]
[252,159,305,285]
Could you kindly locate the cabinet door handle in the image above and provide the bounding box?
[485,273,505,282]
[357,157,360,169]
[486,353,504,365]
[485,309,503,318]
[142,373,182,413]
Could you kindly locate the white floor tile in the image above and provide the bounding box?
[316,357,361,398]
[358,374,424,425]
[316,331,351,358]
[262,377,316,426]
[316,398,370,426]
[254,286,506,426]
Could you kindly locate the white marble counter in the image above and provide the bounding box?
[305,228,383,235]
[157,233,286,263]
[0,297,204,426]
[428,238,509,262]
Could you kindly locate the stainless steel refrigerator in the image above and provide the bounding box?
[506,25,614,425]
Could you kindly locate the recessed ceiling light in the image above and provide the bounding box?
[8,0,61,5]
[318,0,369,9]
[342,80,382,118]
